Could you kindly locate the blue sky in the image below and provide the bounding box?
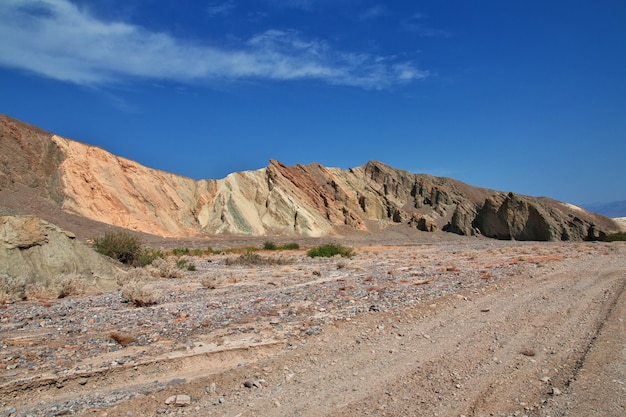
[0,0,625,205]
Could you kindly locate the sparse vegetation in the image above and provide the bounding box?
[176,258,196,271]
[1,273,89,303]
[0,274,26,303]
[263,241,300,250]
[263,241,277,250]
[201,272,223,289]
[171,247,191,256]
[137,248,165,267]
[602,232,626,242]
[225,250,292,266]
[93,231,143,265]
[306,243,355,258]
[118,268,160,306]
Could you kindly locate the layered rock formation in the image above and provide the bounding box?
[0,215,120,290]
[1,114,621,241]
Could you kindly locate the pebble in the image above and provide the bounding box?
[165,394,191,406]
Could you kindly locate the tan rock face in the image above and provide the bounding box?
[0,215,119,286]
[0,114,621,240]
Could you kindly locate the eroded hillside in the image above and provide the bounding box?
[0,114,621,240]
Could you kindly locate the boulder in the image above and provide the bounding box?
[0,215,120,299]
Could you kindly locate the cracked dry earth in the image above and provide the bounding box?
[1,240,625,417]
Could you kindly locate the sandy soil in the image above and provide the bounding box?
[1,239,624,417]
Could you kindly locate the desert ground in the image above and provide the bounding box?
[1,236,625,417]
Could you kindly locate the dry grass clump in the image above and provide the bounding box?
[0,274,26,303]
[118,269,160,307]
[201,272,224,289]
[1,273,89,303]
[225,251,292,266]
[145,257,185,279]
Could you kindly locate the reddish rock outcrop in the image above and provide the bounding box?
[0,114,621,241]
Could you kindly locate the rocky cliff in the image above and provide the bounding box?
[1,114,621,241]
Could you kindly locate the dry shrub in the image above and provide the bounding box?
[2,273,89,302]
[201,272,223,289]
[226,251,291,266]
[23,281,50,300]
[118,268,160,307]
[55,273,88,298]
[110,332,137,346]
[146,257,185,279]
[1,275,27,303]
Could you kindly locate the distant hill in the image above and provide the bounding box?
[1,114,623,241]
[582,201,626,218]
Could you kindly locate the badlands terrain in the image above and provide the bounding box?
[0,114,625,416]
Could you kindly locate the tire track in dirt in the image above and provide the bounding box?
[330,259,624,417]
[95,246,624,417]
[3,242,623,416]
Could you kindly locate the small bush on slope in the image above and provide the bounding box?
[93,231,143,266]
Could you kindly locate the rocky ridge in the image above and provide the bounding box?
[0,114,621,241]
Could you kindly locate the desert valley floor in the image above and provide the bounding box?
[1,238,625,417]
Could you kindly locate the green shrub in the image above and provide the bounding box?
[263,241,299,250]
[603,232,626,242]
[171,248,191,256]
[306,243,355,258]
[263,241,278,250]
[93,232,143,265]
[176,258,197,271]
[137,248,164,267]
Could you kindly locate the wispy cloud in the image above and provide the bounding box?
[0,0,427,89]
[359,5,387,21]
[206,1,236,17]
[403,13,451,38]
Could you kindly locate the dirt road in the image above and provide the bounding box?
[1,241,624,416]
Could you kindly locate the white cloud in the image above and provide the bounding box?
[0,0,428,89]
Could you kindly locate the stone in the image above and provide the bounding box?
[165,394,191,406]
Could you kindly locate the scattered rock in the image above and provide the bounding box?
[165,394,191,406]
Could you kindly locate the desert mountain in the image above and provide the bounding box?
[0,114,621,241]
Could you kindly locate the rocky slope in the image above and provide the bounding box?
[0,114,621,241]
